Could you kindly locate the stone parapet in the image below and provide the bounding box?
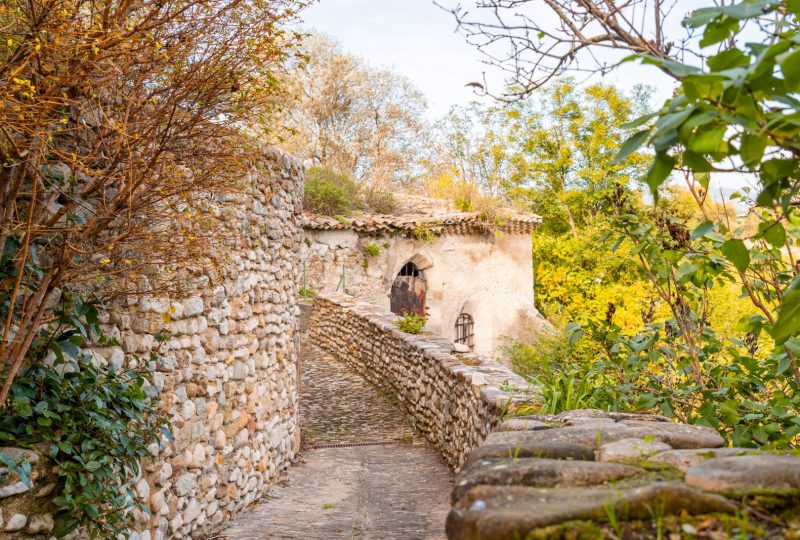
[447,409,800,539]
[307,293,538,470]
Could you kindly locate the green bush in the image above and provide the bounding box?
[303,166,359,215]
[501,332,624,414]
[395,312,426,334]
[0,296,168,538]
[362,187,396,214]
[299,286,314,299]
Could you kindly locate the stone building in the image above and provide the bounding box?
[300,194,548,356]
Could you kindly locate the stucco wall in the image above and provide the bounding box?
[307,293,537,470]
[301,230,548,356]
[0,148,304,540]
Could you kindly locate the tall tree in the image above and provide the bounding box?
[280,35,428,187]
[424,82,651,234]
[0,0,307,401]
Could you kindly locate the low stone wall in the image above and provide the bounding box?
[447,409,800,539]
[1,148,304,539]
[307,293,537,470]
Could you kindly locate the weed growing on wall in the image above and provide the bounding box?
[395,312,427,334]
[363,242,381,257]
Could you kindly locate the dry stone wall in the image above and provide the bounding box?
[0,148,304,539]
[307,293,537,470]
[448,409,800,539]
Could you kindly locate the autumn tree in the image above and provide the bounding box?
[0,0,308,401]
[279,35,428,187]
[423,102,516,201]
[446,0,800,446]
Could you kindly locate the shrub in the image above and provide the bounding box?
[395,312,427,334]
[304,167,360,215]
[412,223,436,243]
[363,242,381,257]
[501,333,623,414]
[0,295,169,538]
[299,286,315,299]
[0,357,167,538]
[362,187,396,214]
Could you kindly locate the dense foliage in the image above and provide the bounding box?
[505,0,800,449]
[303,166,396,216]
[395,312,427,334]
[0,295,167,538]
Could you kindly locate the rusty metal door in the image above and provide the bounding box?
[390,262,426,315]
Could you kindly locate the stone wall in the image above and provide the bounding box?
[0,148,304,539]
[448,409,800,539]
[307,293,537,470]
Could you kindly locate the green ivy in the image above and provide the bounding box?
[0,295,169,538]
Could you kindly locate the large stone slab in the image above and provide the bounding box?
[446,482,737,539]
[463,441,595,468]
[618,421,725,449]
[495,417,553,432]
[485,421,723,452]
[650,448,762,472]
[452,458,640,502]
[597,438,672,462]
[528,409,671,426]
[685,454,800,495]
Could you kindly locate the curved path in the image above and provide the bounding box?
[221,345,453,539]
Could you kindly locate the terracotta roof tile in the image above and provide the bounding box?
[302,193,542,236]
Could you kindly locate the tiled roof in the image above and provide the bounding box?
[302,194,542,236]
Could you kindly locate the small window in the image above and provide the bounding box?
[455,313,474,350]
[399,261,422,278]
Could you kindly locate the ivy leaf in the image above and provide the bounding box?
[721,239,749,273]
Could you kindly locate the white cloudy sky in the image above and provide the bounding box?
[299,0,751,191]
[300,0,682,119]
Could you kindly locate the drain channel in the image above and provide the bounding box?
[304,440,403,450]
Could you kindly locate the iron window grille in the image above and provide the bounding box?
[455,313,475,350]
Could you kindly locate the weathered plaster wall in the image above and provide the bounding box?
[301,230,548,356]
[307,293,537,470]
[0,148,304,539]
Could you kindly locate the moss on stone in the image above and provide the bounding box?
[614,458,685,482]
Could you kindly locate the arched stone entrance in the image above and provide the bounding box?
[390,261,427,316]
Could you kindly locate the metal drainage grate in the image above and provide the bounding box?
[305,440,402,450]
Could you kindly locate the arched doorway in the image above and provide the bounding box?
[390,261,427,316]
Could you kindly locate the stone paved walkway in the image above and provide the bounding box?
[221,345,453,540]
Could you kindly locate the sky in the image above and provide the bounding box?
[299,0,751,192]
[299,0,680,119]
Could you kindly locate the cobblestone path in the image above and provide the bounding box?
[222,345,453,539]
